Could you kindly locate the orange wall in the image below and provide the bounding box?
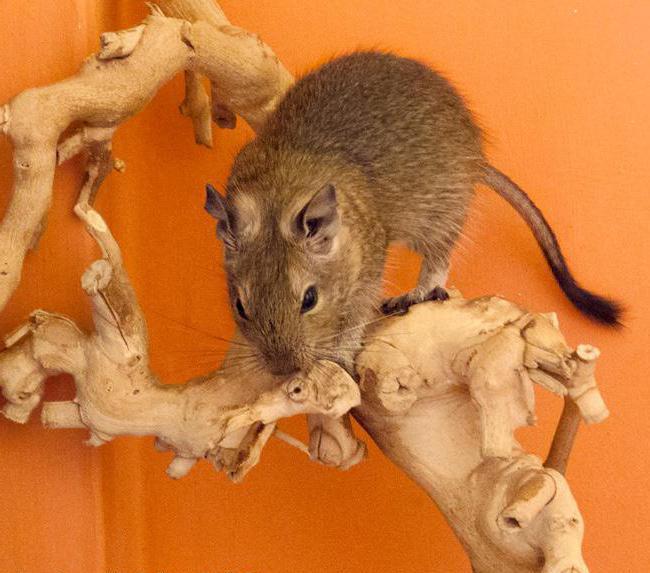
[1,1,649,572]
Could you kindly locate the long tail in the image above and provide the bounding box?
[482,164,622,326]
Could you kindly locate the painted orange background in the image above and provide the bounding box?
[1,1,649,571]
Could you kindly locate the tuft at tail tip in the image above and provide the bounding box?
[554,271,624,327]
[584,295,624,328]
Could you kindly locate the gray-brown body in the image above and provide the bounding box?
[207,51,620,377]
[258,51,483,262]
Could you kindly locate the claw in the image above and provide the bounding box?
[381,285,449,316]
[425,285,449,301]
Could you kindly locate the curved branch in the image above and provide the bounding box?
[0,202,360,481]
[0,7,293,313]
[0,4,609,572]
[355,295,606,573]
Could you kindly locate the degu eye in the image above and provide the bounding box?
[300,286,318,314]
[235,298,249,321]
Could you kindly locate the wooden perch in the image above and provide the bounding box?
[0,2,294,313]
[0,2,610,572]
[0,203,361,482]
[0,221,607,570]
[354,296,607,573]
[180,71,214,146]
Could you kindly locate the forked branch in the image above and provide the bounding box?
[0,2,610,572]
[0,3,293,312]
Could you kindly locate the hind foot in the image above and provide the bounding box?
[381,286,449,316]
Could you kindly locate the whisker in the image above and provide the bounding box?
[218,354,267,377]
[147,308,250,347]
[312,312,398,344]
[165,347,232,356]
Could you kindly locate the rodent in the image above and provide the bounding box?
[204,51,621,376]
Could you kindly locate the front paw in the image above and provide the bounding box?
[424,285,449,302]
[381,286,449,316]
[381,293,413,316]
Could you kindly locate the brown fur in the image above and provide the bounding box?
[209,50,618,377]
[214,51,483,375]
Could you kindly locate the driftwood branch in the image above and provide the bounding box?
[0,202,361,481]
[0,219,607,570]
[0,2,610,572]
[0,3,293,313]
[180,70,213,146]
[354,295,607,573]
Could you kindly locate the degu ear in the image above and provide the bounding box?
[296,184,340,254]
[204,183,236,248]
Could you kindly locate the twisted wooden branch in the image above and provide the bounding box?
[0,2,610,571]
[0,202,361,481]
[354,296,606,573]
[0,3,293,312]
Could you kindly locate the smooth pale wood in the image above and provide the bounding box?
[354,294,607,573]
[0,2,610,572]
[180,71,213,147]
[157,0,238,136]
[0,203,361,481]
[156,0,230,27]
[0,6,293,313]
[0,244,606,571]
